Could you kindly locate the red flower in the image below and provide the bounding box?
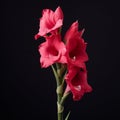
[35,6,63,39]
[65,64,92,101]
[64,21,88,67]
[38,34,67,68]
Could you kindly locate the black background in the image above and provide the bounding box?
[0,0,119,120]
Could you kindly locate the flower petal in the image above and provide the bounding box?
[65,65,92,101]
[35,6,64,39]
[38,34,67,68]
[64,21,88,67]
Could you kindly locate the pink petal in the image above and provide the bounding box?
[35,6,64,39]
[65,65,92,101]
[54,6,63,21]
[38,34,67,68]
[64,21,88,67]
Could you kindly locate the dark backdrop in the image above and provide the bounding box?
[0,0,119,120]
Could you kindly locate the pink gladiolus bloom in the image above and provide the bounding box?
[38,34,67,68]
[64,21,88,67]
[35,6,63,39]
[65,65,92,101]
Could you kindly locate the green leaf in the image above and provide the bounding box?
[65,111,71,120]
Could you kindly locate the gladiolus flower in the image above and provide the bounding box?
[35,6,63,39]
[38,34,67,68]
[64,21,88,67]
[35,6,93,119]
[65,64,92,101]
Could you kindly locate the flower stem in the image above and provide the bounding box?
[58,113,63,120]
[51,64,69,120]
[57,102,64,120]
[56,81,64,120]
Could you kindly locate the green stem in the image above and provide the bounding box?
[51,65,64,120]
[58,113,63,120]
[57,102,64,120]
[51,65,59,86]
[60,92,70,106]
[51,64,70,120]
[57,81,64,120]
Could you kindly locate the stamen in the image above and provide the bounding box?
[72,56,76,60]
[74,85,81,91]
